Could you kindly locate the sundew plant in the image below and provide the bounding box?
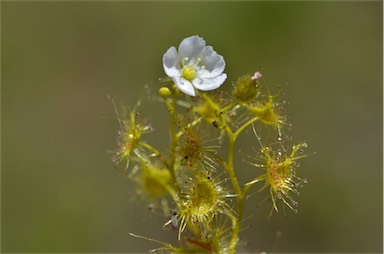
[112,35,309,253]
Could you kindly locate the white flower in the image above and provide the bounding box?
[163,35,227,96]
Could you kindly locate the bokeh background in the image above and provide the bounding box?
[1,1,382,253]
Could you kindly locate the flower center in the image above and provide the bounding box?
[182,65,196,81]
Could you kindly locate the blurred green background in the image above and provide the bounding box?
[1,1,382,253]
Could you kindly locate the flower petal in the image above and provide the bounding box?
[163,46,181,77]
[178,35,206,60]
[200,46,226,78]
[173,76,196,96]
[192,73,227,91]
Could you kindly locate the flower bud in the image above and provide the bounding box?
[233,75,258,101]
[159,87,172,97]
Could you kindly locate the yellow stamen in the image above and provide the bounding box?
[182,66,196,81]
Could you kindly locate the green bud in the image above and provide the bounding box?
[233,75,258,101]
[159,87,171,97]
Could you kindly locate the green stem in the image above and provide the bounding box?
[220,99,239,113]
[230,194,246,253]
[234,116,259,138]
[227,133,242,254]
[141,143,170,169]
[226,134,242,196]
[163,96,179,192]
[226,116,260,254]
